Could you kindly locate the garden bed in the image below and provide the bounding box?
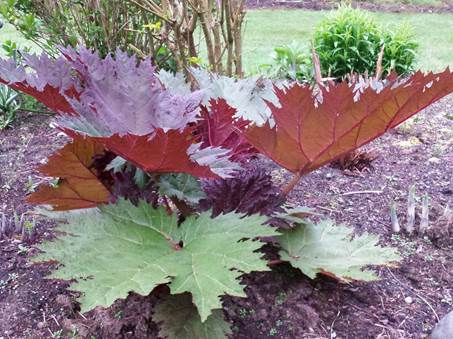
[0,94,452,338]
[246,0,453,13]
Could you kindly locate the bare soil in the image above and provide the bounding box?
[0,96,452,338]
[246,0,453,13]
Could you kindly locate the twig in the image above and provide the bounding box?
[312,48,324,87]
[342,190,383,196]
[317,206,339,214]
[375,44,385,80]
[330,310,341,339]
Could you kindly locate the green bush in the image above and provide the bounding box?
[0,0,176,70]
[314,5,418,78]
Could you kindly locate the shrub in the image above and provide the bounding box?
[1,0,247,77]
[1,47,452,338]
[0,0,175,69]
[314,4,418,78]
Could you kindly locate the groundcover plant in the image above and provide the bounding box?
[1,47,453,338]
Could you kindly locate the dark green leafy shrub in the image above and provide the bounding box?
[314,5,418,78]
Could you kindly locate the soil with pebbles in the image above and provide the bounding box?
[0,95,452,338]
[245,0,453,13]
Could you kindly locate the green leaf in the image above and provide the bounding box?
[34,199,277,321]
[277,219,400,281]
[105,156,127,173]
[159,173,205,204]
[154,293,231,339]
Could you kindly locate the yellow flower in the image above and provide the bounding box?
[143,22,161,31]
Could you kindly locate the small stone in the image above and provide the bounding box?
[404,296,413,304]
[428,157,441,164]
[37,321,47,329]
[325,173,333,179]
[432,311,453,339]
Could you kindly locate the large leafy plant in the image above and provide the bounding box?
[1,47,452,338]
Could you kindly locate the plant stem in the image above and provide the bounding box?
[281,172,302,196]
[267,259,285,267]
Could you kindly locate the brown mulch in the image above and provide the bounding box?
[246,0,453,13]
[0,96,452,338]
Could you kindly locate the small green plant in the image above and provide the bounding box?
[390,186,431,235]
[0,211,36,241]
[51,329,63,339]
[314,4,418,78]
[275,291,288,305]
[260,42,313,82]
[0,84,20,129]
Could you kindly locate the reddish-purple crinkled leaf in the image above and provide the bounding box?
[197,99,257,162]
[1,47,238,178]
[0,56,78,114]
[56,47,203,136]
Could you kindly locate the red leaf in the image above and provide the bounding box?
[94,128,221,178]
[244,70,453,174]
[197,99,256,161]
[28,136,111,210]
[0,79,77,114]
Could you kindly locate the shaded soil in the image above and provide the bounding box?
[0,96,452,338]
[246,0,453,13]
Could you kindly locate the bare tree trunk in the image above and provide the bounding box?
[127,0,246,76]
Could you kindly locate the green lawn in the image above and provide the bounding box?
[243,9,453,74]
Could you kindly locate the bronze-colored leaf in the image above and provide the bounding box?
[28,136,111,210]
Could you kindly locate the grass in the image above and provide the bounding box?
[243,9,453,74]
[1,10,453,74]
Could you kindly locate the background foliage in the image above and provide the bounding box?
[314,5,418,77]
